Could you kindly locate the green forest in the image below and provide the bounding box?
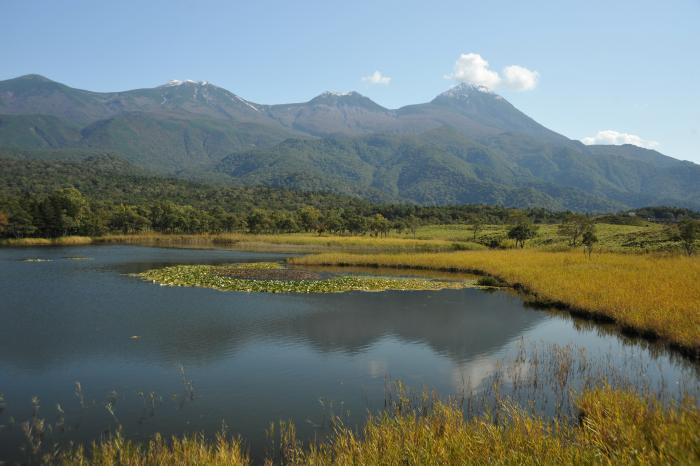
[0,154,697,239]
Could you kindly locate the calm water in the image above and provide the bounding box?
[0,245,697,462]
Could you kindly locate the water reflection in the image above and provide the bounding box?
[262,290,544,361]
[0,247,544,370]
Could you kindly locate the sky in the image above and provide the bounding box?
[1,0,699,162]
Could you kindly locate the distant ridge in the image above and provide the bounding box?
[0,74,698,211]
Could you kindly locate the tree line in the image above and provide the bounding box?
[0,185,571,239]
[0,187,556,239]
[0,187,697,255]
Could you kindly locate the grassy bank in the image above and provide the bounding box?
[48,388,699,465]
[291,250,700,353]
[1,232,474,253]
[93,232,476,253]
[0,236,93,247]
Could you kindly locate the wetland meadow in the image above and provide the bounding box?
[3,2,700,462]
[0,236,698,464]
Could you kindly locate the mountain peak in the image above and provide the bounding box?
[437,83,499,99]
[160,79,210,87]
[312,90,361,100]
[308,91,388,112]
[430,83,506,109]
[153,79,260,113]
[16,74,54,83]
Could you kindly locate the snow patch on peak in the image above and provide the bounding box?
[320,91,356,97]
[440,82,495,97]
[231,94,259,112]
[161,79,209,87]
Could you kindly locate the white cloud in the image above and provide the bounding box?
[581,130,660,150]
[502,65,539,91]
[361,70,391,85]
[446,53,501,90]
[446,53,539,92]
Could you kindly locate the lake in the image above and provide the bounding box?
[0,245,697,462]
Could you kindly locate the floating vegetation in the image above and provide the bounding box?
[134,262,476,293]
[21,256,92,262]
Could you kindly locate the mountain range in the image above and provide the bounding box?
[1,74,698,211]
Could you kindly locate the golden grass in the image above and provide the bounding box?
[0,236,93,247]
[95,232,478,253]
[286,388,699,465]
[51,388,699,465]
[52,431,249,466]
[291,250,700,352]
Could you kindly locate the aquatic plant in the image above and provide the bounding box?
[134,262,475,294]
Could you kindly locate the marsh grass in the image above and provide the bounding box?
[290,337,697,465]
[35,386,700,466]
[4,232,467,253]
[135,262,476,293]
[291,250,700,353]
[267,387,699,466]
[3,341,698,465]
[51,430,251,466]
[37,387,700,466]
[1,236,93,247]
[94,232,474,253]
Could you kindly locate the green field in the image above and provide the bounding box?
[394,221,685,253]
[3,221,694,255]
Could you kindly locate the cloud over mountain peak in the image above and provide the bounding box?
[446,53,539,92]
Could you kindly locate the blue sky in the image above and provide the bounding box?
[2,0,699,162]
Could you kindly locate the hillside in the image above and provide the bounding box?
[217,128,699,210]
[0,75,302,171]
[0,150,366,213]
[1,75,698,211]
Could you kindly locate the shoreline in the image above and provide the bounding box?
[289,251,700,359]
